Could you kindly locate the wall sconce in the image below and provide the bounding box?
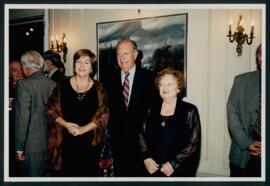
[50,33,68,62]
[227,15,255,56]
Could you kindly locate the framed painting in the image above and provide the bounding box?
[97,13,188,95]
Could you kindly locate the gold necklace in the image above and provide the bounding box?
[161,116,169,127]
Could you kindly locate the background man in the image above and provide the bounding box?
[227,44,262,177]
[13,50,56,176]
[9,59,24,176]
[43,50,65,83]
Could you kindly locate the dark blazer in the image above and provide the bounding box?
[13,71,56,154]
[227,70,260,168]
[104,66,155,174]
[50,69,64,83]
[141,98,201,177]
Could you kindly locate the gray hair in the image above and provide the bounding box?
[21,50,44,69]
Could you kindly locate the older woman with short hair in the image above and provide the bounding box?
[140,67,201,177]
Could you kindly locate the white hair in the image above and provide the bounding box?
[21,50,44,69]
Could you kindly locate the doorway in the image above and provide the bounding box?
[9,11,44,61]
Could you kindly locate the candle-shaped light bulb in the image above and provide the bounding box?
[229,19,232,33]
[55,35,59,52]
[63,37,67,43]
[50,36,54,49]
[55,35,59,47]
[239,19,244,26]
[251,21,255,34]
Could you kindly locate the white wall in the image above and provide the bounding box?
[48,8,262,177]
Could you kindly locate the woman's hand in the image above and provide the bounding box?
[66,121,97,136]
[64,122,79,130]
[160,161,174,176]
[144,158,160,174]
[56,117,79,129]
[68,125,86,136]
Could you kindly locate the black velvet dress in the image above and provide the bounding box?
[141,98,201,177]
[60,78,100,177]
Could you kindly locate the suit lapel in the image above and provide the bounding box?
[128,67,140,110]
[116,70,123,90]
[115,70,126,110]
[246,71,260,98]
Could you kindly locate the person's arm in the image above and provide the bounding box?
[67,121,97,136]
[162,107,201,175]
[13,81,31,160]
[55,116,79,130]
[69,81,109,143]
[140,134,160,174]
[45,83,62,123]
[227,76,254,150]
[91,82,109,142]
[139,112,160,175]
[46,83,79,131]
[90,81,109,129]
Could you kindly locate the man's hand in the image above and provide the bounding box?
[249,141,261,156]
[15,151,26,161]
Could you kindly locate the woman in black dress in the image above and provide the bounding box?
[140,67,201,177]
[46,49,108,176]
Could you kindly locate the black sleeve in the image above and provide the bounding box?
[170,106,201,171]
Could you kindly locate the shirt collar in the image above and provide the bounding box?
[48,68,58,78]
[121,64,136,77]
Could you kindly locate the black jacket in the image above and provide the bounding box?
[104,67,156,156]
[50,69,65,83]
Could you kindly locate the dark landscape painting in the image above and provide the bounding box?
[97,13,187,93]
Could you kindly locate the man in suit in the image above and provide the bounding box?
[9,60,24,176]
[227,44,262,177]
[104,39,155,177]
[43,50,65,83]
[13,50,56,176]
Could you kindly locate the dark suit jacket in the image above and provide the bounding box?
[50,69,64,83]
[227,70,260,168]
[104,67,156,159]
[13,71,56,154]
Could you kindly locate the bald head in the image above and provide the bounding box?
[9,60,23,81]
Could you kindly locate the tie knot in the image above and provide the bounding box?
[125,72,129,76]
